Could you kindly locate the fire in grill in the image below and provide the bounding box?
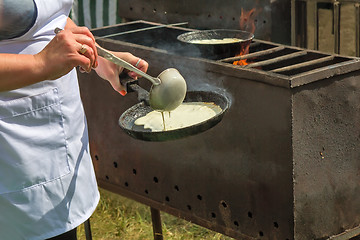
[78,20,360,240]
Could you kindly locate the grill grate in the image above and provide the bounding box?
[92,20,360,88]
[217,38,360,86]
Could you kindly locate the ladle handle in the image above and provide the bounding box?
[96,45,161,85]
[120,75,150,104]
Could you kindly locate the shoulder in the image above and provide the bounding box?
[0,0,37,41]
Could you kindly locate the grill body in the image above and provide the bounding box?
[78,21,360,240]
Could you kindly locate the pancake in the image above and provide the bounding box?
[134,102,222,132]
[189,38,241,44]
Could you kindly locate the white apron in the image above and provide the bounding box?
[0,1,100,239]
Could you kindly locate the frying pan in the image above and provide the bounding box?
[118,80,230,141]
[177,29,254,59]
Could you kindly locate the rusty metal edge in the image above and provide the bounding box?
[91,19,196,34]
[98,179,257,240]
[327,225,360,240]
[242,38,360,88]
[289,59,360,88]
[95,37,293,89]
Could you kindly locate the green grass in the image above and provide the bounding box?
[77,188,234,240]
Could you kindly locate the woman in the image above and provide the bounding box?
[0,0,148,239]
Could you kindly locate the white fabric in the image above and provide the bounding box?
[109,0,118,26]
[0,0,100,239]
[71,0,118,28]
[82,0,92,28]
[95,0,104,27]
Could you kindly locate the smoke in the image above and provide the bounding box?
[99,24,235,108]
[178,57,234,110]
[188,77,234,107]
[151,35,235,108]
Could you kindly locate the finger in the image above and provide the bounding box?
[77,43,96,70]
[71,45,93,72]
[119,90,127,96]
[129,56,148,71]
[130,59,149,79]
[137,60,149,73]
[70,26,96,42]
[128,72,138,80]
[135,58,142,67]
[109,76,127,96]
[77,56,92,73]
[79,67,86,73]
[53,28,93,72]
[78,44,88,55]
[75,44,93,72]
[72,57,91,73]
[74,35,98,68]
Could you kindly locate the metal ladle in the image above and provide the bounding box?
[54,27,186,111]
[96,45,187,112]
[96,45,161,86]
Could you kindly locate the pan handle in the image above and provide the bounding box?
[120,74,150,105]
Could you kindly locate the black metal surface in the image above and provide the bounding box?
[177,29,254,59]
[80,67,294,240]
[150,208,163,240]
[84,219,92,240]
[116,0,291,44]
[119,91,230,141]
[80,22,360,240]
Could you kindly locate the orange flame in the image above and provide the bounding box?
[233,59,248,66]
[233,37,251,65]
[233,46,250,66]
[239,8,258,34]
[233,7,259,65]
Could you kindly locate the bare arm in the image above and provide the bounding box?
[63,19,150,95]
[0,18,97,92]
[0,16,149,94]
[0,54,47,91]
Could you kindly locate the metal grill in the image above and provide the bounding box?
[78,20,360,240]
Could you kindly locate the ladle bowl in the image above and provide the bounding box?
[149,68,187,112]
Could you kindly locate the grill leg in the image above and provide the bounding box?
[150,207,163,240]
[84,219,93,240]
